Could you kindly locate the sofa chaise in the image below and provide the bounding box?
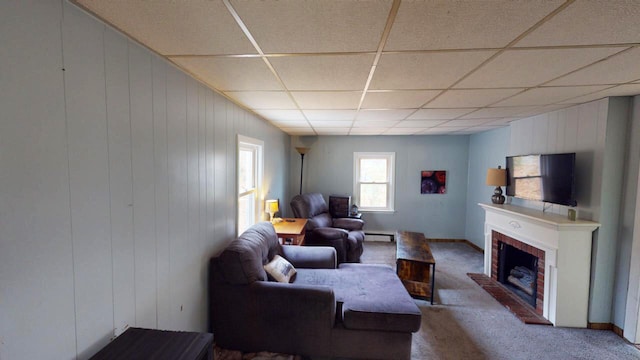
[209,222,421,360]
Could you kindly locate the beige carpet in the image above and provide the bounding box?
[362,241,640,360]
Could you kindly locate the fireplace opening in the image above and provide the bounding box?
[497,242,538,308]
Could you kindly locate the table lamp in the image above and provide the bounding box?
[486,166,507,204]
[265,199,279,222]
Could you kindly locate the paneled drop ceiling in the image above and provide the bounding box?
[73,0,640,136]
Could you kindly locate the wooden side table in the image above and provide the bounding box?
[90,327,213,360]
[273,218,307,245]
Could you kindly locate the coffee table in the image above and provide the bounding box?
[395,231,436,304]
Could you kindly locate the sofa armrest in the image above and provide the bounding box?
[281,245,337,269]
[333,218,364,231]
[211,281,336,352]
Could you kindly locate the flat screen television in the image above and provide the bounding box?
[506,153,577,207]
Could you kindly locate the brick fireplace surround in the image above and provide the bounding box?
[491,231,545,315]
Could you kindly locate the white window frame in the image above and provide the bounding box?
[353,152,395,212]
[237,135,264,235]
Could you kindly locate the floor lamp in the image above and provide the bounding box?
[296,147,309,195]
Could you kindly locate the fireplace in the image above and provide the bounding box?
[491,231,545,315]
[480,203,600,327]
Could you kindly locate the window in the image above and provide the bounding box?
[354,152,395,212]
[237,135,263,235]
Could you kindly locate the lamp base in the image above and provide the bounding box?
[491,186,505,204]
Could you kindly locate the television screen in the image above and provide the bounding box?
[506,153,577,207]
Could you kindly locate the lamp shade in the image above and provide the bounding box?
[295,147,309,155]
[486,167,507,186]
[266,199,279,214]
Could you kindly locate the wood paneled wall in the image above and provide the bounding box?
[0,1,289,359]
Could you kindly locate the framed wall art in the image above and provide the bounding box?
[421,170,447,194]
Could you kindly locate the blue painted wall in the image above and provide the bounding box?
[464,127,511,248]
[289,135,470,238]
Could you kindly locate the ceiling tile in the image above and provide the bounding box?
[383,128,422,135]
[517,1,640,47]
[493,86,610,107]
[370,51,495,90]
[352,120,399,128]
[456,48,622,88]
[309,120,353,128]
[385,0,563,51]
[171,57,281,91]
[514,104,573,118]
[349,128,387,135]
[558,84,640,104]
[481,118,518,126]
[426,89,524,108]
[315,128,350,135]
[291,91,361,110]
[442,119,493,127]
[230,0,392,53]
[224,91,295,109]
[357,109,414,121]
[362,90,441,109]
[459,107,540,119]
[419,127,467,135]
[253,109,306,121]
[546,47,640,86]
[281,128,316,135]
[303,109,357,121]
[77,0,256,55]
[269,120,310,128]
[408,108,477,120]
[270,54,374,91]
[395,120,448,128]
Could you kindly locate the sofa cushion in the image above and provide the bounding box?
[215,222,281,284]
[294,264,421,333]
[264,255,297,283]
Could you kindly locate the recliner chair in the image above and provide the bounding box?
[290,193,364,263]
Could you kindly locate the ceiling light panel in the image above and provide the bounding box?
[385,0,563,51]
[270,54,375,91]
[357,109,415,121]
[77,0,256,55]
[456,48,622,88]
[292,91,361,110]
[230,0,392,53]
[361,90,441,109]
[408,108,476,120]
[517,1,640,47]
[224,91,296,109]
[546,47,640,86]
[303,109,358,121]
[426,89,524,108]
[493,86,610,107]
[171,57,282,91]
[370,51,495,90]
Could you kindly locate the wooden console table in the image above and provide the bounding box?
[396,231,436,304]
[273,218,307,245]
[90,327,213,360]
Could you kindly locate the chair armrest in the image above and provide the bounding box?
[313,227,348,239]
[281,245,337,269]
[333,218,364,231]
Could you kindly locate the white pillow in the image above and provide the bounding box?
[264,255,297,283]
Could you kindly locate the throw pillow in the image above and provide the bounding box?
[264,255,297,283]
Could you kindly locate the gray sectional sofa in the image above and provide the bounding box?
[210,222,421,360]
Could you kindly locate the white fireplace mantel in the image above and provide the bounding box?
[479,203,600,327]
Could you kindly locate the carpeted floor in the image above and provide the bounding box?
[361,241,640,360]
